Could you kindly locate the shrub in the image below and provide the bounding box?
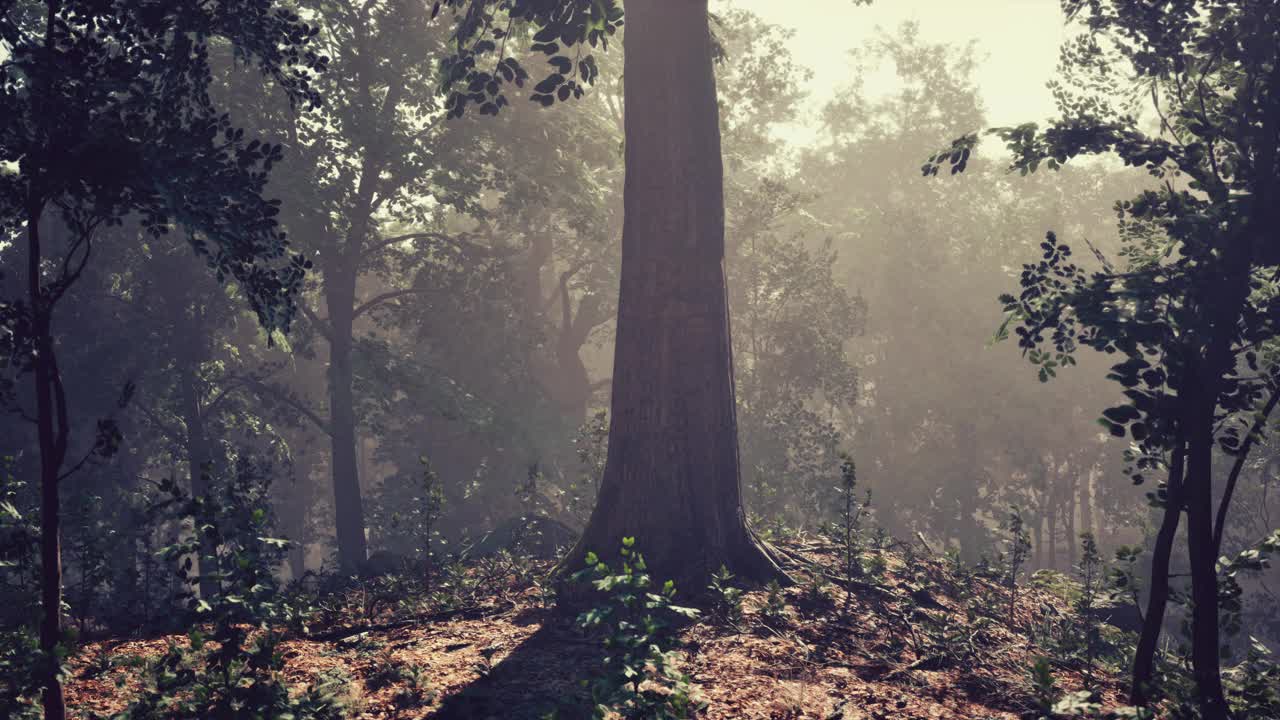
[1023,659,1152,720]
[0,462,45,719]
[120,461,345,719]
[1001,507,1032,627]
[1072,533,1104,688]
[760,579,788,626]
[706,565,744,625]
[570,537,705,719]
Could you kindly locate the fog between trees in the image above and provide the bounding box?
[3,1,1279,718]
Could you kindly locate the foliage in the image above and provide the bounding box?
[367,457,446,581]
[706,565,744,626]
[1223,639,1280,720]
[1072,533,1105,688]
[433,0,622,118]
[0,0,324,334]
[566,410,609,524]
[1216,529,1280,650]
[0,464,38,628]
[119,461,345,719]
[1106,545,1144,619]
[731,193,864,528]
[0,463,41,719]
[801,567,832,607]
[1002,507,1033,626]
[0,626,42,720]
[1024,659,1152,720]
[570,537,705,719]
[830,454,870,591]
[928,3,1280,709]
[759,580,788,627]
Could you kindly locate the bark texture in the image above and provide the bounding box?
[325,266,368,574]
[179,365,219,600]
[1130,433,1184,706]
[563,0,784,592]
[29,209,68,720]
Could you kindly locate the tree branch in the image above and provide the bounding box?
[359,231,525,263]
[352,286,444,319]
[1213,385,1280,557]
[248,379,332,436]
[202,378,249,417]
[134,400,184,442]
[299,301,332,342]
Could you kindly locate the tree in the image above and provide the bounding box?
[0,2,322,716]
[234,0,535,573]
[729,181,864,528]
[801,23,1129,553]
[437,0,826,588]
[560,0,791,589]
[927,1,1280,715]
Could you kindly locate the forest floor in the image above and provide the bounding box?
[63,540,1135,719]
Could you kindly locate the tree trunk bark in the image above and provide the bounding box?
[1131,432,1185,706]
[29,208,68,720]
[559,0,784,593]
[1033,513,1043,570]
[1184,370,1230,720]
[1081,464,1095,540]
[1046,499,1057,571]
[1066,470,1077,569]
[179,366,219,600]
[284,450,317,581]
[325,269,367,574]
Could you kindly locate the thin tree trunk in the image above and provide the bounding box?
[1066,470,1077,568]
[1131,432,1185,706]
[1081,464,1095,540]
[284,451,317,581]
[31,2,67,714]
[1213,387,1279,557]
[1046,499,1057,571]
[179,366,219,600]
[325,272,367,574]
[1184,372,1230,720]
[1033,513,1043,570]
[559,0,784,592]
[29,209,68,720]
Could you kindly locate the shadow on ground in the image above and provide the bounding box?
[430,618,604,720]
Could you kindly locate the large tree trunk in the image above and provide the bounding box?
[178,366,219,600]
[325,269,368,574]
[1130,432,1185,706]
[561,0,784,593]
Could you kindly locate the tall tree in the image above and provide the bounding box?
[234,0,498,572]
[561,0,787,588]
[928,1,1280,714]
[0,3,322,716]
[436,0,880,586]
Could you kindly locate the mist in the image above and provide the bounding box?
[3,1,1278,717]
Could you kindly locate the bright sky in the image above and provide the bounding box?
[718,0,1071,146]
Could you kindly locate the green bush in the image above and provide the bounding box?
[706,565,744,625]
[118,462,345,720]
[571,537,705,719]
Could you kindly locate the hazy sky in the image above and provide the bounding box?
[719,0,1071,146]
